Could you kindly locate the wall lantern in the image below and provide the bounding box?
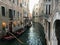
[2,22,6,27]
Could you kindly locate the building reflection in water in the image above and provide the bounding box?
[27,26,42,45]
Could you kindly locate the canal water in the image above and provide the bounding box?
[0,22,46,45]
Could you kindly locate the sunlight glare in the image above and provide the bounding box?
[29,0,39,14]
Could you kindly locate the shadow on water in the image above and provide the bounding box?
[0,22,47,45]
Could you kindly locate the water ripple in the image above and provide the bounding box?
[27,26,42,45]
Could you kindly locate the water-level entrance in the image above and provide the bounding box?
[55,20,60,45]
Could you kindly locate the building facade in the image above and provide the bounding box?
[42,0,52,45]
[32,4,40,23]
[0,0,29,38]
[39,0,44,26]
[43,0,60,45]
[32,0,44,26]
[22,0,29,25]
[33,0,60,45]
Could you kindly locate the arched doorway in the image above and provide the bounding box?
[54,20,60,45]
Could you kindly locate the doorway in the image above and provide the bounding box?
[55,20,60,45]
[9,22,12,32]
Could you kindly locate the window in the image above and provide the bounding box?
[49,5,50,14]
[14,10,15,16]
[36,13,38,15]
[46,0,51,1]
[18,12,19,19]
[17,0,18,5]
[9,0,11,1]
[25,2,26,6]
[46,5,51,15]
[46,5,48,14]
[9,9,13,20]
[1,6,5,16]
[46,0,47,1]
[20,3,22,7]
[48,0,51,1]
[13,10,15,17]
[13,0,15,3]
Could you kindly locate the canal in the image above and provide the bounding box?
[0,22,46,45]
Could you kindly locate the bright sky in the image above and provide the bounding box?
[29,0,39,14]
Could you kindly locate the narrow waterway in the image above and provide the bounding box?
[0,22,46,45]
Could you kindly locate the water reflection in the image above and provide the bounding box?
[27,26,42,45]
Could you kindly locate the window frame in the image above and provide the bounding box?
[1,6,5,16]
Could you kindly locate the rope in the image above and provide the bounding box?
[9,32,25,44]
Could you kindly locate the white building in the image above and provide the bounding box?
[43,0,60,45]
[0,0,25,38]
[32,4,40,23]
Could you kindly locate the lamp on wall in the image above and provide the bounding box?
[2,22,6,27]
